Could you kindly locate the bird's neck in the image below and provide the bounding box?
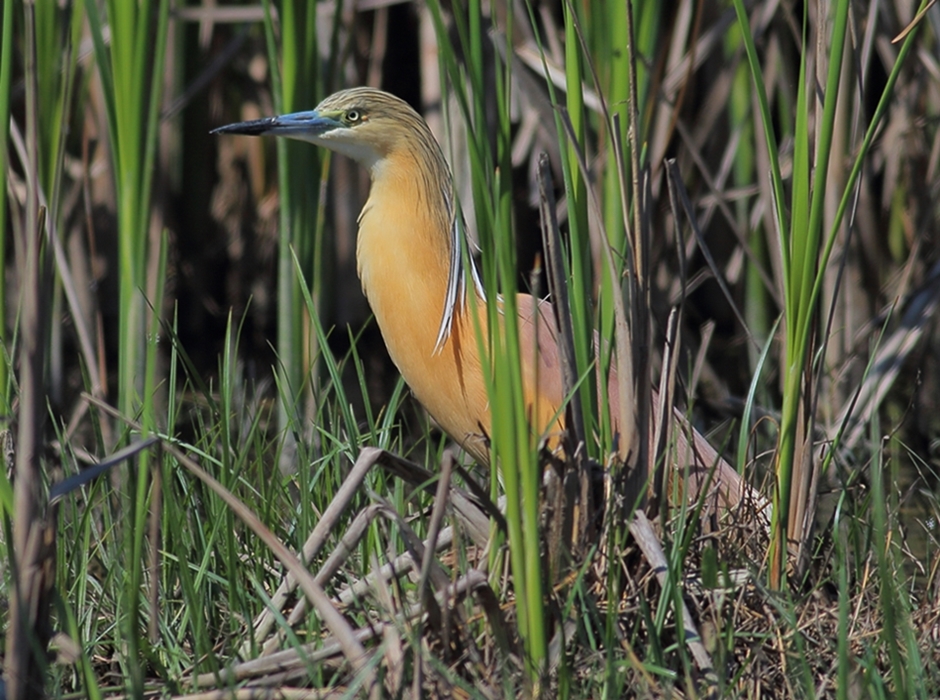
[356,147,469,358]
[354,145,492,460]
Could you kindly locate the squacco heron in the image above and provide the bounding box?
[214,87,563,462]
[214,88,751,509]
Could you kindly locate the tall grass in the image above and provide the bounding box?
[83,1,170,694]
[2,0,940,697]
[731,0,931,586]
[86,0,169,415]
[730,0,849,586]
[260,0,326,437]
[427,0,551,681]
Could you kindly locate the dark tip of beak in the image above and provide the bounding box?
[210,117,279,136]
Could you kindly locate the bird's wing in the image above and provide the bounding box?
[516,292,767,519]
[516,293,566,415]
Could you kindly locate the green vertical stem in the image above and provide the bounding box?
[465,0,491,241]
[598,0,629,452]
[86,0,170,689]
[259,1,294,435]
[624,0,651,506]
[562,1,597,450]
[264,0,322,433]
[500,16,547,680]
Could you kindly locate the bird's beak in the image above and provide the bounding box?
[211,110,341,138]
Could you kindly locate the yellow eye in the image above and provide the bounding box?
[346,109,361,123]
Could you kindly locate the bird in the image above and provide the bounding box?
[213,87,755,512]
[213,88,562,463]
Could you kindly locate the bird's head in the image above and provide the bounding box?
[212,87,433,172]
